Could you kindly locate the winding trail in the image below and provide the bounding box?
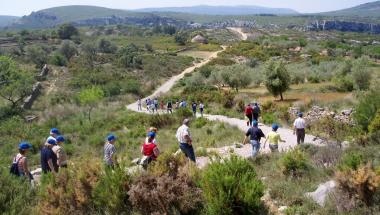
[126,28,322,167]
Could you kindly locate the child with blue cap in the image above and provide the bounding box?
[264,124,286,152]
[104,134,117,168]
[10,142,33,180]
[52,136,68,168]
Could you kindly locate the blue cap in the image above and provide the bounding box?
[107,134,116,142]
[47,138,57,145]
[272,124,279,131]
[56,136,65,142]
[50,128,60,135]
[147,132,156,138]
[19,142,32,150]
[298,112,303,117]
[252,120,258,127]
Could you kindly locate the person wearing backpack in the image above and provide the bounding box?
[243,120,265,157]
[244,103,254,126]
[252,102,261,122]
[52,136,68,169]
[41,138,59,174]
[10,142,33,181]
[140,132,160,168]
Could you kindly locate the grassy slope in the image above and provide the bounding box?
[320,1,380,17]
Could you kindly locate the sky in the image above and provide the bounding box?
[0,0,377,16]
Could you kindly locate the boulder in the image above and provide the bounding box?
[22,82,42,110]
[191,35,208,44]
[305,180,336,206]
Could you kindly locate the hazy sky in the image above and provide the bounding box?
[0,0,377,16]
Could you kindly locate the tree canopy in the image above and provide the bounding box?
[264,60,290,100]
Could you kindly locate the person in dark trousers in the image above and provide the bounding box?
[192,102,197,116]
[176,119,196,162]
[252,102,261,122]
[167,100,173,114]
[199,102,204,117]
[293,112,306,144]
[243,120,265,157]
[245,104,254,126]
[41,138,59,174]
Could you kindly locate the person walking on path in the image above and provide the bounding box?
[199,102,204,117]
[160,101,165,111]
[41,139,59,174]
[192,102,197,116]
[264,124,285,152]
[154,98,159,112]
[10,142,33,181]
[176,119,196,162]
[104,134,117,168]
[140,132,160,168]
[252,102,261,122]
[167,100,173,114]
[146,98,150,112]
[175,100,179,109]
[244,104,254,126]
[243,120,265,157]
[293,112,306,144]
[52,136,68,169]
[137,98,142,111]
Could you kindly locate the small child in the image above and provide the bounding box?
[264,124,285,152]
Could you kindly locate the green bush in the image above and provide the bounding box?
[50,53,67,66]
[280,148,310,177]
[92,165,131,214]
[193,117,208,128]
[0,171,36,215]
[175,108,193,119]
[354,90,380,131]
[262,112,277,125]
[201,156,264,215]
[369,110,380,134]
[338,151,364,171]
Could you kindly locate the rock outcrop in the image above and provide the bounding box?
[22,82,42,110]
[289,106,354,125]
[308,20,380,34]
[305,180,336,206]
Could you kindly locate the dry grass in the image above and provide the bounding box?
[178,50,215,59]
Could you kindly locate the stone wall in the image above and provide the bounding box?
[22,82,42,110]
[289,106,354,125]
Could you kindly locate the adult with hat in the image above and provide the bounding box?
[243,120,265,157]
[176,118,196,162]
[293,112,306,144]
[104,134,117,168]
[52,136,68,169]
[41,138,59,174]
[10,142,33,180]
[264,124,286,152]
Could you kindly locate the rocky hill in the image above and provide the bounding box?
[0,15,19,27]
[320,0,380,17]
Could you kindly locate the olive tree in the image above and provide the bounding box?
[0,56,34,109]
[352,57,371,91]
[264,60,290,101]
[78,86,104,122]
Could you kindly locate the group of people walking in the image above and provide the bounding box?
[10,128,67,181]
[137,97,205,116]
[10,101,307,182]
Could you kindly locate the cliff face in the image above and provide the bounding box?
[308,20,380,34]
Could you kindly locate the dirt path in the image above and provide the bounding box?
[126,28,322,168]
[227,27,248,40]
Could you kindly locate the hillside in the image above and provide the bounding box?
[0,15,19,27]
[320,0,380,17]
[7,5,148,29]
[136,5,299,15]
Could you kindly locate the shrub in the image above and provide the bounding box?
[175,108,193,119]
[311,145,342,168]
[128,173,202,214]
[92,165,131,214]
[50,52,67,66]
[193,117,208,128]
[280,148,309,177]
[200,156,264,215]
[0,171,36,214]
[262,112,277,125]
[338,151,364,171]
[336,162,380,206]
[37,161,101,214]
[369,110,380,134]
[147,114,175,129]
[354,90,380,131]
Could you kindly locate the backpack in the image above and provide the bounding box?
[253,105,260,114]
[245,106,253,115]
[10,156,23,176]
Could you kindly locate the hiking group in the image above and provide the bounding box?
[137,97,204,116]
[10,102,307,182]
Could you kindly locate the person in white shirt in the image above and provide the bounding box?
[176,119,195,162]
[293,112,306,144]
[137,98,142,111]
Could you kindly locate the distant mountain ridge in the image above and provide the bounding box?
[0,15,19,27]
[135,5,299,15]
[319,0,380,17]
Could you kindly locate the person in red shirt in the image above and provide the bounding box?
[245,103,254,126]
[140,132,160,167]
